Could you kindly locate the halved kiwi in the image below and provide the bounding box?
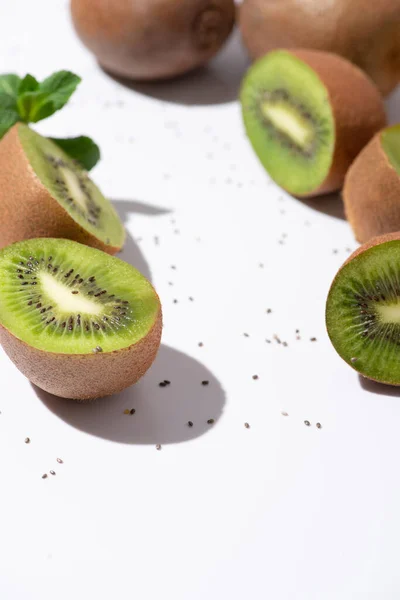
[0,238,162,400]
[326,232,400,385]
[240,49,386,197]
[0,124,125,254]
[343,125,400,243]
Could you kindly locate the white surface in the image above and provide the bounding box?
[1,2,400,599]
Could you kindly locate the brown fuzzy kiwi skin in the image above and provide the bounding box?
[285,50,387,198]
[0,124,124,255]
[0,307,162,400]
[326,232,400,386]
[343,131,400,243]
[239,0,400,96]
[70,0,235,81]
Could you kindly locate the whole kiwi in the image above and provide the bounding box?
[70,0,236,81]
[239,0,400,96]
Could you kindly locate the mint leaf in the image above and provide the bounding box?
[0,109,19,139]
[18,74,39,95]
[39,71,81,111]
[50,136,100,171]
[0,74,21,98]
[16,71,81,123]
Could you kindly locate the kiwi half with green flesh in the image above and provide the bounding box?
[0,124,125,254]
[343,125,400,244]
[0,238,162,400]
[326,232,400,386]
[239,0,400,96]
[70,0,235,81]
[240,49,387,197]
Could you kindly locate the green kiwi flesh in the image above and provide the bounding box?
[0,238,159,354]
[240,50,334,196]
[18,125,125,250]
[381,124,400,173]
[326,239,400,385]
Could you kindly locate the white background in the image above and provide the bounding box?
[1,1,400,598]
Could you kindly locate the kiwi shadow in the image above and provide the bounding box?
[112,199,171,281]
[385,84,400,125]
[32,345,226,445]
[297,191,346,221]
[104,28,250,106]
[359,375,400,397]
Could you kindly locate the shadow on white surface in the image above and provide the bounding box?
[33,345,226,444]
[385,84,400,125]
[359,375,400,397]
[112,199,170,281]
[298,191,346,221]
[105,28,250,106]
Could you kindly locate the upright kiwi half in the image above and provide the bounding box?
[240,49,386,197]
[0,238,162,400]
[326,233,400,385]
[0,124,125,254]
[344,125,400,243]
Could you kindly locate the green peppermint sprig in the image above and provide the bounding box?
[0,71,100,170]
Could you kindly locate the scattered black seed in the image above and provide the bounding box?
[266,308,272,314]
[57,458,63,464]
[36,303,42,309]
[25,437,30,444]
[310,337,317,342]
[156,444,162,450]
[189,297,194,301]
[207,419,215,425]
[50,470,56,476]
[316,423,322,429]
[171,265,176,270]
[252,375,259,380]
[61,322,66,328]
[282,342,288,347]
[93,346,103,353]
[243,333,250,338]
[159,382,167,387]
[198,342,204,347]
[266,338,271,344]
[244,422,250,429]
[281,411,289,417]
[72,291,79,295]
[188,421,193,427]
[130,408,136,415]
[304,420,311,427]
[88,276,95,282]
[351,357,358,363]
[202,380,209,386]
[42,474,48,479]
[173,299,178,304]
[164,380,171,385]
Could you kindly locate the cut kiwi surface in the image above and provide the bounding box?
[0,238,162,399]
[240,49,386,197]
[344,125,400,243]
[326,234,400,385]
[241,50,334,196]
[0,124,125,254]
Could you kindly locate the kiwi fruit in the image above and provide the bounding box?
[70,0,235,81]
[0,124,125,254]
[343,125,400,244]
[325,232,400,386]
[0,238,162,400]
[239,0,400,96]
[240,49,387,197]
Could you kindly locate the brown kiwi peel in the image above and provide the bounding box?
[239,0,400,96]
[343,132,400,243]
[0,124,122,255]
[70,0,235,81]
[0,308,162,400]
